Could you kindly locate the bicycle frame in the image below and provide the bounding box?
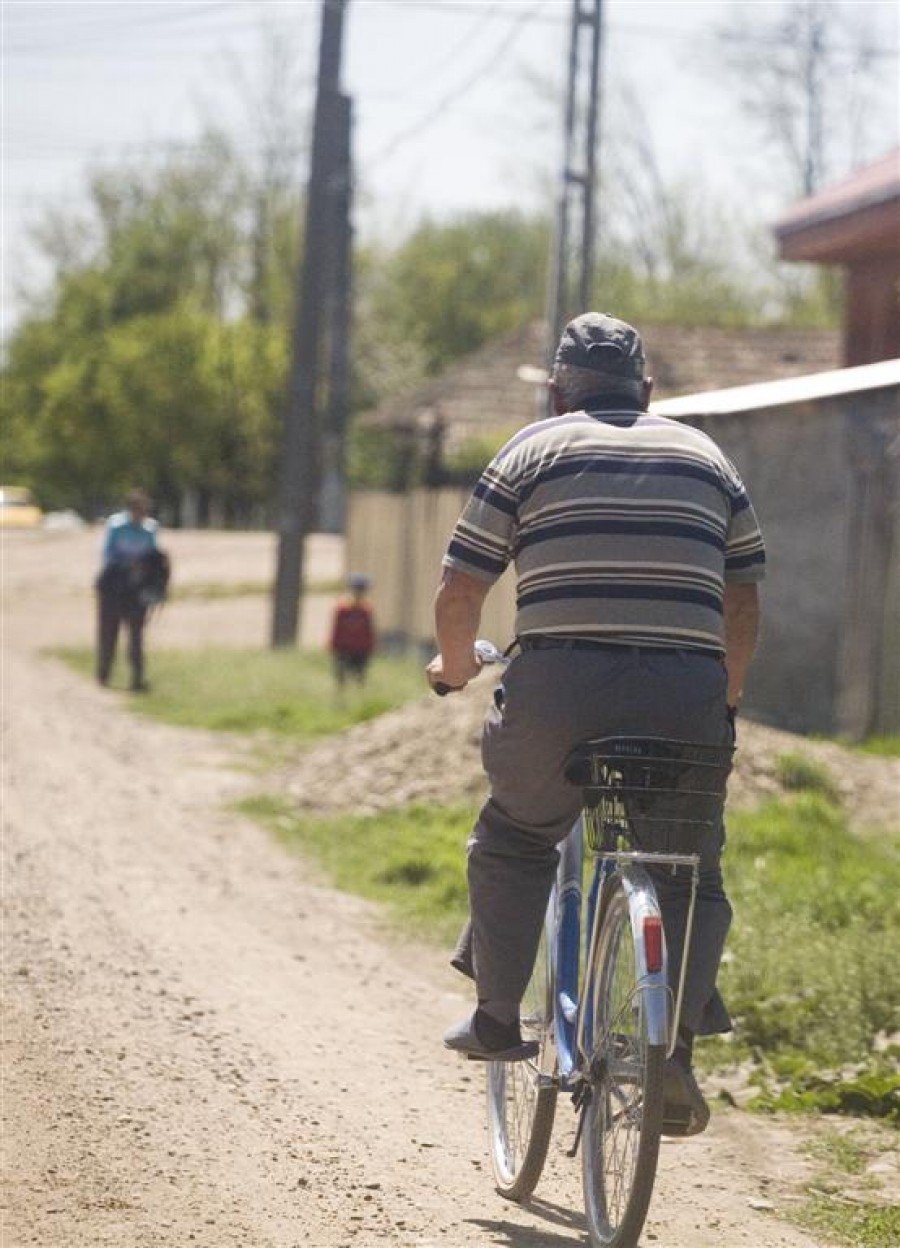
[548,817,701,1092]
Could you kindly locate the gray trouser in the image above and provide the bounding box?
[464,646,734,1037]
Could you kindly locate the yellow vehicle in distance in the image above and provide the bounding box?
[0,485,44,528]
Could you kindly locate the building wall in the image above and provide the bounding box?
[687,388,899,735]
[687,402,850,733]
[845,256,900,365]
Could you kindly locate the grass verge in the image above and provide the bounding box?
[798,1194,900,1248]
[245,785,900,1127]
[236,795,475,949]
[708,791,900,1094]
[855,737,900,759]
[52,646,427,738]
[169,578,345,600]
[796,1126,900,1248]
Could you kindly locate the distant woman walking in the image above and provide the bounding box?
[96,489,167,693]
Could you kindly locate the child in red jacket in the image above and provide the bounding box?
[330,573,376,687]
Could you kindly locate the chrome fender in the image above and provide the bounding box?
[620,867,670,1047]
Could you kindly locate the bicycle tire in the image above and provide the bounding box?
[581,878,665,1247]
[486,906,558,1201]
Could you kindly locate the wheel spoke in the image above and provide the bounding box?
[486,910,557,1201]
[582,883,665,1246]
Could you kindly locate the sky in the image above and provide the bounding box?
[3,0,899,334]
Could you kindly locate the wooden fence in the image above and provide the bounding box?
[346,489,516,651]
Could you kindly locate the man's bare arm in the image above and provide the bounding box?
[723,582,760,707]
[426,567,491,690]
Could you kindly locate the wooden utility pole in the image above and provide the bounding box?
[271,0,350,647]
[319,90,353,534]
[545,0,604,406]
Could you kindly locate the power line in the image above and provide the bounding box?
[4,2,287,57]
[5,1,255,47]
[365,1,508,101]
[370,0,548,165]
[7,0,897,61]
[375,0,900,59]
[4,0,250,26]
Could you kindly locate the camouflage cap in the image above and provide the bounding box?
[554,312,645,380]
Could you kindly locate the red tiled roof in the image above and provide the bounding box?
[362,320,841,452]
[775,149,900,236]
[774,149,900,262]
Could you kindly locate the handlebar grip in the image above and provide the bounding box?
[433,681,463,697]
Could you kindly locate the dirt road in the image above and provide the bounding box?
[3,529,828,1247]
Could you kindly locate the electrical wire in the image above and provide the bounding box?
[363,2,508,101]
[369,0,549,165]
[5,1,276,57]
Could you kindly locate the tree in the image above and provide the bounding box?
[368,211,550,376]
[710,0,895,197]
[1,134,289,518]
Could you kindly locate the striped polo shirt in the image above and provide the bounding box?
[443,408,766,655]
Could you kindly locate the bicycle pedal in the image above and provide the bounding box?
[661,1108,697,1138]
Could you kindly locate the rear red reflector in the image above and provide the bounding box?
[643,916,664,973]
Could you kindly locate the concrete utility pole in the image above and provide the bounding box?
[545,0,603,406]
[271,0,351,647]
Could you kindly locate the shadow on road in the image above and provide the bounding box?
[465,1195,587,1246]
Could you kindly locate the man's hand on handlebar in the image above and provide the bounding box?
[426,650,483,696]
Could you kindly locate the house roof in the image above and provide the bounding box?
[651,356,900,419]
[774,149,900,263]
[362,319,841,452]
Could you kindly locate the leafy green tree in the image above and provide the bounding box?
[2,130,293,518]
[369,211,550,376]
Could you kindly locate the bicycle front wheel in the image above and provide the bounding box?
[582,879,665,1247]
[486,907,557,1201]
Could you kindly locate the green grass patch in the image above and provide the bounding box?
[52,646,427,738]
[700,792,900,1118]
[236,795,476,947]
[797,1192,900,1248]
[170,579,344,601]
[792,1122,900,1247]
[751,1066,900,1122]
[171,580,272,600]
[804,1127,872,1176]
[855,737,900,759]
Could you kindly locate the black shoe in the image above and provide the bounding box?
[130,680,150,694]
[443,1010,538,1063]
[661,1058,710,1137]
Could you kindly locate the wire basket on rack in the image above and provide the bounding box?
[564,737,735,855]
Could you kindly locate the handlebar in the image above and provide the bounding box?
[432,638,508,696]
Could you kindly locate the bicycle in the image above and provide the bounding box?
[442,641,733,1248]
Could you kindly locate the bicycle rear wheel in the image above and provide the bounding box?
[486,907,557,1201]
[582,879,665,1247]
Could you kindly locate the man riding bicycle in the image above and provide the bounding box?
[426,312,764,1135]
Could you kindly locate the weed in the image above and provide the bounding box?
[797,1191,900,1248]
[775,751,839,799]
